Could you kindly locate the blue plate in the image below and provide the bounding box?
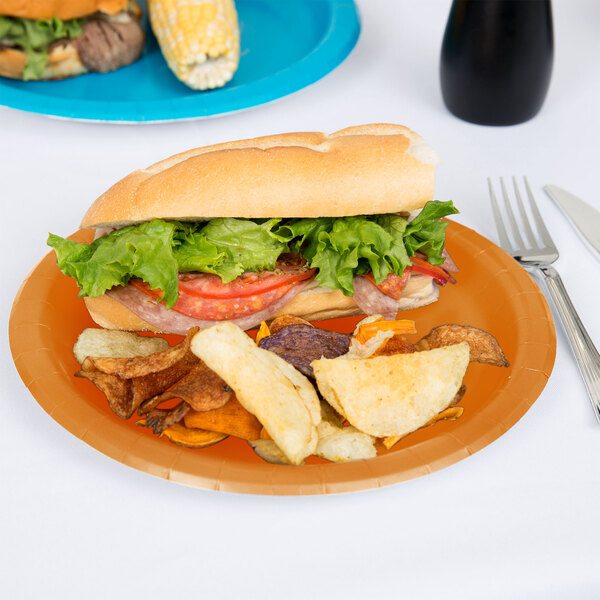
[0,0,360,122]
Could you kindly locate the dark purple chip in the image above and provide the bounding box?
[258,324,351,378]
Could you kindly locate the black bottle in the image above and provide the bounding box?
[440,0,554,125]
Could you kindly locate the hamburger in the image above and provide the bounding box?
[0,0,144,80]
[48,124,459,336]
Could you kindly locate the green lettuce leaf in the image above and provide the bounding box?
[194,218,287,281]
[48,218,290,309]
[48,220,180,308]
[47,202,458,307]
[277,217,413,295]
[0,15,83,80]
[403,200,459,264]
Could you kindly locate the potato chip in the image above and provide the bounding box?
[417,324,509,367]
[76,357,197,420]
[81,327,199,378]
[268,315,314,335]
[77,328,200,419]
[191,322,320,465]
[73,328,169,365]
[249,440,296,465]
[142,401,190,434]
[75,369,134,419]
[258,324,351,378]
[142,361,233,413]
[313,343,470,438]
[319,400,343,428]
[316,420,377,463]
[346,329,395,359]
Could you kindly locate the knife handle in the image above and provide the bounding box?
[540,266,600,424]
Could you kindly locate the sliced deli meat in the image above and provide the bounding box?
[107,281,310,335]
[352,276,402,320]
[130,278,302,320]
[441,249,459,273]
[353,274,441,319]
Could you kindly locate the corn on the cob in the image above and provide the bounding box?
[148,0,240,90]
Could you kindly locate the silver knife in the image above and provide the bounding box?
[544,184,600,256]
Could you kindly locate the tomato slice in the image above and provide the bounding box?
[129,255,316,320]
[365,257,455,300]
[177,255,316,299]
[407,256,455,285]
[131,279,300,320]
[364,271,410,300]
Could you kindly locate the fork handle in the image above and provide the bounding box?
[539,266,600,423]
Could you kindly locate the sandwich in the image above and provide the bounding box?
[47,124,459,336]
[0,0,144,80]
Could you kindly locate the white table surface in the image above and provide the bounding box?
[2,1,600,598]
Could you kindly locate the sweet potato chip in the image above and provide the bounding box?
[355,319,416,344]
[381,405,465,450]
[136,420,228,449]
[416,324,509,367]
[346,330,394,359]
[183,396,263,440]
[373,335,417,356]
[255,321,270,345]
[426,406,464,424]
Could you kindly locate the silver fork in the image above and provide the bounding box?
[489,176,600,423]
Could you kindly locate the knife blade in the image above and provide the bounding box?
[544,184,600,256]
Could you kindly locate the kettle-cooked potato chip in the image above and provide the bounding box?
[313,343,470,438]
[249,440,296,465]
[316,420,377,463]
[73,328,169,365]
[416,324,509,366]
[191,322,320,465]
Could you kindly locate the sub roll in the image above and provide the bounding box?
[48,124,459,335]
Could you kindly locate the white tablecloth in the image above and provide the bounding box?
[3,1,600,597]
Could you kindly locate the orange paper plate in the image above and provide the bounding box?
[9,222,556,495]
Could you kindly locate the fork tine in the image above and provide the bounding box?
[523,177,557,251]
[500,177,526,250]
[512,177,537,248]
[488,178,513,251]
